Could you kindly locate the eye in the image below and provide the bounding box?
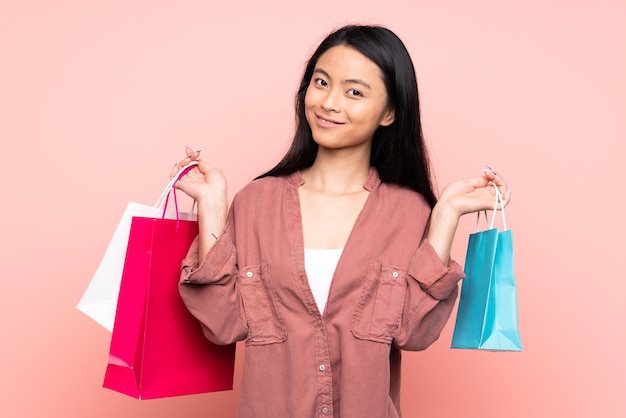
[313,78,328,87]
[347,89,363,97]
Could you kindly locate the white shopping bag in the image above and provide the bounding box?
[76,162,198,331]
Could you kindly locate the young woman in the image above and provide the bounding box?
[173,24,509,418]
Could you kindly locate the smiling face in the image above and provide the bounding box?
[304,45,395,155]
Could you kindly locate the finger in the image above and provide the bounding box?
[482,167,509,196]
[487,178,510,209]
[171,159,190,178]
[463,175,492,189]
[492,177,508,199]
[185,144,202,159]
[197,158,216,174]
[171,160,192,179]
[482,170,505,183]
[501,188,512,207]
[482,166,507,184]
[168,145,200,176]
[171,155,200,179]
[181,153,201,165]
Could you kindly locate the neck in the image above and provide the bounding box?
[302,148,370,194]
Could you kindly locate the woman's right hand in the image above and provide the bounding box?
[172,145,227,204]
[172,145,229,263]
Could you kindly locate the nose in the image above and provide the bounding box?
[321,88,341,112]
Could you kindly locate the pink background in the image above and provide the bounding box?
[1,0,625,417]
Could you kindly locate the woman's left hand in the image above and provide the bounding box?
[437,168,511,217]
[427,167,510,264]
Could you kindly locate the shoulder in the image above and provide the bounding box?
[240,175,289,195]
[378,182,430,206]
[375,182,432,219]
[368,168,431,213]
[232,175,291,207]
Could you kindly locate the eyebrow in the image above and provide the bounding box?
[313,68,372,90]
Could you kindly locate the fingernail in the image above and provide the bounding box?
[194,149,202,153]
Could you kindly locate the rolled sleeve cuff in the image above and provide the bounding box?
[180,224,236,284]
[408,240,465,300]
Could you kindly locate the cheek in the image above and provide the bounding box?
[303,88,318,120]
[351,103,379,123]
[361,102,391,125]
[303,93,315,125]
[303,85,317,108]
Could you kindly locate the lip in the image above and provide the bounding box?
[315,114,345,128]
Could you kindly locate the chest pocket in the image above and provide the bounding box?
[351,262,408,344]
[237,263,287,346]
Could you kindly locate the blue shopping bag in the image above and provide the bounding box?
[451,185,522,351]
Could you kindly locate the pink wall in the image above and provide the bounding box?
[2,0,625,416]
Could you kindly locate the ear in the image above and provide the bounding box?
[379,107,395,127]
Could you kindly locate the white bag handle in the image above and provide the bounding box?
[154,161,198,209]
[476,182,507,231]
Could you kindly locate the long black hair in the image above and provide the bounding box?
[257,24,437,208]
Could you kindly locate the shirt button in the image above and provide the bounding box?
[392,271,399,278]
[246,271,253,278]
[319,364,326,371]
[322,407,330,415]
[317,319,323,326]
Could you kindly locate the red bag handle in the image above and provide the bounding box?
[159,161,198,230]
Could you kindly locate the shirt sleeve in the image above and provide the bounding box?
[178,221,249,346]
[394,239,465,351]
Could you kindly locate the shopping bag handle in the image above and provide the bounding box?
[154,161,199,209]
[476,182,507,231]
[154,161,198,229]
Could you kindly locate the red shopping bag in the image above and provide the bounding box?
[103,167,235,399]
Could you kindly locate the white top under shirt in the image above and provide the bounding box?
[304,248,343,313]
